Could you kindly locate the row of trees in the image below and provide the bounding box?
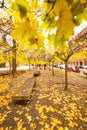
[0,0,87,89]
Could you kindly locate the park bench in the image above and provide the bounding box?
[12,77,36,101]
[0,71,10,78]
[33,71,40,77]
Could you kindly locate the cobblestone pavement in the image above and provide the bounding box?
[0,68,87,130]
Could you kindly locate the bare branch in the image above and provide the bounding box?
[0,0,8,9]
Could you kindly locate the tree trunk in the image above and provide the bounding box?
[29,59,30,71]
[33,62,34,70]
[9,61,12,72]
[52,61,54,75]
[65,60,68,90]
[12,40,16,78]
[49,61,51,71]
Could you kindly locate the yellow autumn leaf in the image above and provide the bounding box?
[14,117,19,121]
[30,123,36,130]
[0,114,7,122]
[51,117,62,126]
[64,127,69,130]
[57,126,64,130]
[5,127,9,130]
[82,117,87,122]
[68,121,75,128]
[27,116,32,121]
[17,119,24,130]
[25,113,32,122]
[0,84,8,92]
[49,106,55,112]
[44,123,50,129]
[16,110,23,115]
[39,121,44,125]
[41,114,47,119]
[45,107,50,112]
[22,128,26,130]
[11,0,29,19]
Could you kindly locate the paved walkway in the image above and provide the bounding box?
[0,69,87,130]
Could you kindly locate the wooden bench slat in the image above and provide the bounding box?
[12,77,36,101]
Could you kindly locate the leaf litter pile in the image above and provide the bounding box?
[0,68,87,130]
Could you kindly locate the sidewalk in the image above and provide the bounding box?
[0,69,87,130]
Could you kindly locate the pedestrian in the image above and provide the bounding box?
[44,64,46,70]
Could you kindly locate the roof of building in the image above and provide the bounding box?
[74,26,87,42]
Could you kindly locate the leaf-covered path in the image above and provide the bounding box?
[0,69,87,130]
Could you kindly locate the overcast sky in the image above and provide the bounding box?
[74,20,87,36]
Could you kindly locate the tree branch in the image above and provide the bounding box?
[43,0,57,21]
[0,0,7,9]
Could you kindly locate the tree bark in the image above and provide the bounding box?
[9,61,12,72]
[33,62,34,69]
[52,61,54,75]
[12,40,16,78]
[29,59,30,71]
[49,61,51,71]
[65,60,68,90]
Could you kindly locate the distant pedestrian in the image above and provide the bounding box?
[39,64,42,69]
[44,64,46,70]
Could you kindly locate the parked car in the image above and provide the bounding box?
[83,69,87,76]
[69,66,80,73]
[82,65,87,69]
[60,64,65,69]
[59,64,70,70]
[79,65,87,75]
